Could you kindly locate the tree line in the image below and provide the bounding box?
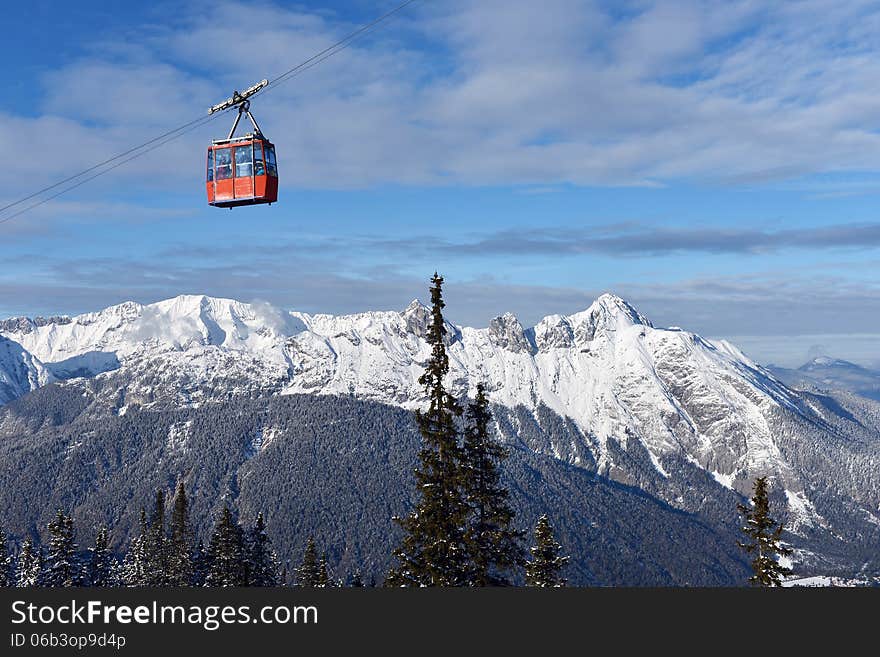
[0,487,566,588]
[0,273,791,587]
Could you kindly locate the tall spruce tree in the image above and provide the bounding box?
[87,527,113,587]
[0,522,12,587]
[247,513,279,586]
[737,477,793,587]
[143,489,169,586]
[462,383,524,585]
[387,273,470,586]
[295,536,321,587]
[122,509,149,586]
[45,510,78,587]
[16,538,43,587]
[204,506,246,587]
[168,482,194,586]
[525,515,569,587]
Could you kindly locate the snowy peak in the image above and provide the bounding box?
[397,297,460,344]
[488,313,532,353]
[566,293,653,344]
[529,294,652,352]
[400,298,431,340]
[532,314,575,350]
[594,292,653,326]
[0,294,304,372]
[799,356,862,372]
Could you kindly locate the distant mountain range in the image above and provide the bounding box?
[769,357,880,402]
[1,294,878,584]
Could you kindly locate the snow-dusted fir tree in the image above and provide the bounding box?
[0,522,12,587]
[192,540,208,587]
[16,538,43,587]
[108,558,126,587]
[204,506,246,587]
[87,527,113,587]
[143,489,169,586]
[246,513,279,586]
[295,536,321,587]
[462,383,524,585]
[387,274,470,587]
[738,477,793,587]
[168,482,194,586]
[316,552,339,587]
[122,509,149,586]
[45,510,78,587]
[525,515,569,587]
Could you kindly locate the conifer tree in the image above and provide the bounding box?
[192,540,208,587]
[168,482,194,586]
[204,506,246,587]
[45,510,78,587]
[387,273,470,586]
[143,489,169,586]
[108,559,125,587]
[525,515,569,587]
[247,513,279,586]
[0,522,12,587]
[16,538,43,587]
[462,383,524,585]
[122,509,149,586]
[295,536,320,587]
[316,553,333,587]
[87,527,113,587]
[737,477,793,587]
[349,570,364,587]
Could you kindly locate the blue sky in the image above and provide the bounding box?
[2,0,880,367]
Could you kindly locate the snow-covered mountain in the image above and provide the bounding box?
[2,292,879,562]
[0,335,53,405]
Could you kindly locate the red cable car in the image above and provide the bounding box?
[206,80,278,208]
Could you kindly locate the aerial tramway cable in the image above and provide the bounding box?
[0,0,422,226]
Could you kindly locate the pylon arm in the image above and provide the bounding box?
[208,79,268,115]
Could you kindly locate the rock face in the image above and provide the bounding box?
[488,313,533,353]
[2,292,880,577]
[0,336,53,404]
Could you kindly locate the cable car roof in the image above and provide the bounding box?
[210,133,272,147]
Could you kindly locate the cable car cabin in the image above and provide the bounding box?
[206,135,278,208]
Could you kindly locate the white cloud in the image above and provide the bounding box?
[3,0,880,200]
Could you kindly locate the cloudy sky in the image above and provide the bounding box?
[2,0,880,367]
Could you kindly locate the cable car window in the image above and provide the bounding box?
[253,142,265,176]
[266,145,277,177]
[215,148,233,180]
[235,145,253,178]
[206,149,214,182]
